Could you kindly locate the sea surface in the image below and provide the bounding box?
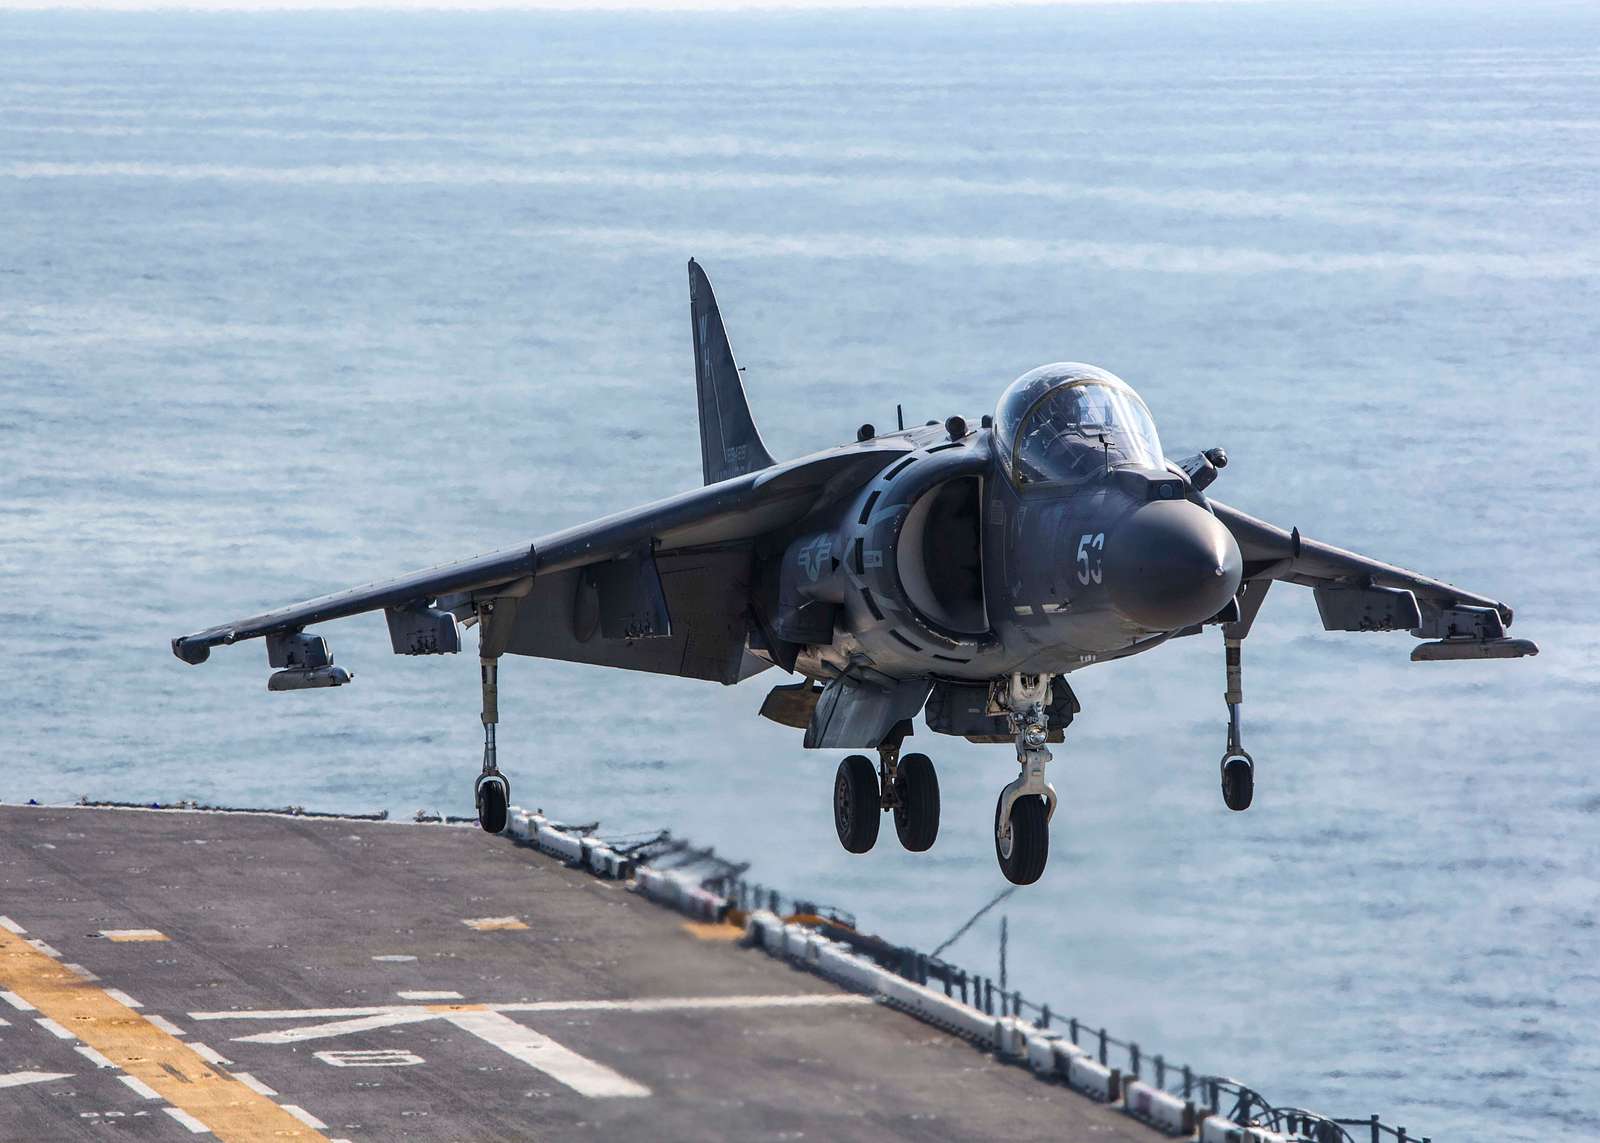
[2,5,1597,1139]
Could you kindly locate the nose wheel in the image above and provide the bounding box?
[995,791,1049,885]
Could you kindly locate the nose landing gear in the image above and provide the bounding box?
[993,672,1058,885]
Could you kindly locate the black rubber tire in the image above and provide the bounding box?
[893,753,940,852]
[476,776,509,834]
[834,754,880,854]
[995,792,1049,885]
[1221,756,1254,812]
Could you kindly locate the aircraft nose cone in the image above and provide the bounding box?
[1102,500,1243,631]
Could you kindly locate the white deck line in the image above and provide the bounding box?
[443,1010,650,1099]
[0,1071,71,1089]
[232,1072,278,1096]
[103,987,143,1009]
[0,916,26,934]
[188,1041,232,1067]
[35,1017,74,1040]
[191,993,872,1021]
[1,990,38,1012]
[75,1045,115,1069]
[232,1010,439,1044]
[163,1106,211,1134]
[119,1074,162,1100]
[145,1013,184,1036]
[281,1105,328,1129]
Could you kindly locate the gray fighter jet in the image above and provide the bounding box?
[173,261,1537,884]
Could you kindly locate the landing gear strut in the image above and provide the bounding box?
[993,672,1057,885]
[474,600,513,834]
[1220,635,1254,812]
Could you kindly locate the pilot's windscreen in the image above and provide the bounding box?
[1014,383,1162,484]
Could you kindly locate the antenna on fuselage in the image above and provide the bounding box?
[896,403,905,431]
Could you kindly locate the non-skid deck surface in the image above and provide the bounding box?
[0,805,1151,1142]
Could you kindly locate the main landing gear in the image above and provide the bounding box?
[832,722,941,855]
[1219,634,1254,812]
[993,672,1057,886]
[829,674,1059,885]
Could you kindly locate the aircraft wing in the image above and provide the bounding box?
[1210,499,1537,660]
[172,442,908,681]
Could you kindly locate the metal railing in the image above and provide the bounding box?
[666,854,1433,1143]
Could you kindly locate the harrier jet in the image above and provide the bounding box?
[173,262,1536,884]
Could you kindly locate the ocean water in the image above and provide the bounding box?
[2,6,1597,1139]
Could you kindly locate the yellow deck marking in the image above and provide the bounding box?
[101,929,169,942]
[0,927,326,1142]
[681,921,743,941]
[461,916,528,931]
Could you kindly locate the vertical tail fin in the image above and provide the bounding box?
[689,259,776,485]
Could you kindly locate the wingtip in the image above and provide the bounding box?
[171,636,210,665]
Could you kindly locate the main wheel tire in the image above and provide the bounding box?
[476,776,509,834]
[995,792,1049,885]
[834,754,880,853]
[893,753,940,852]
[1221,756,1254,811]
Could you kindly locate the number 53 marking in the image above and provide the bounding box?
[1076,533,1105,585]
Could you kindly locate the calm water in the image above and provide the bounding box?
[2,6,1597,1139]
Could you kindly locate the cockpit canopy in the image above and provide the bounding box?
[993,363,1165,486]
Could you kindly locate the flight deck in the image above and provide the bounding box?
[0,804,1156,1143]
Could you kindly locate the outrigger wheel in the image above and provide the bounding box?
[892,752,940,852]
[1220,754,1254,812]
[834,754,880,853]
[475,771,510,834]
[995,792,1049,885]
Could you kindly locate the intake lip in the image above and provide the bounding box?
[1102,500,1244,631]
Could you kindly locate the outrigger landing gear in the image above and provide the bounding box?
[1220,634,1254,812]
[473,600,513,835]
[993,672,1058,885]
